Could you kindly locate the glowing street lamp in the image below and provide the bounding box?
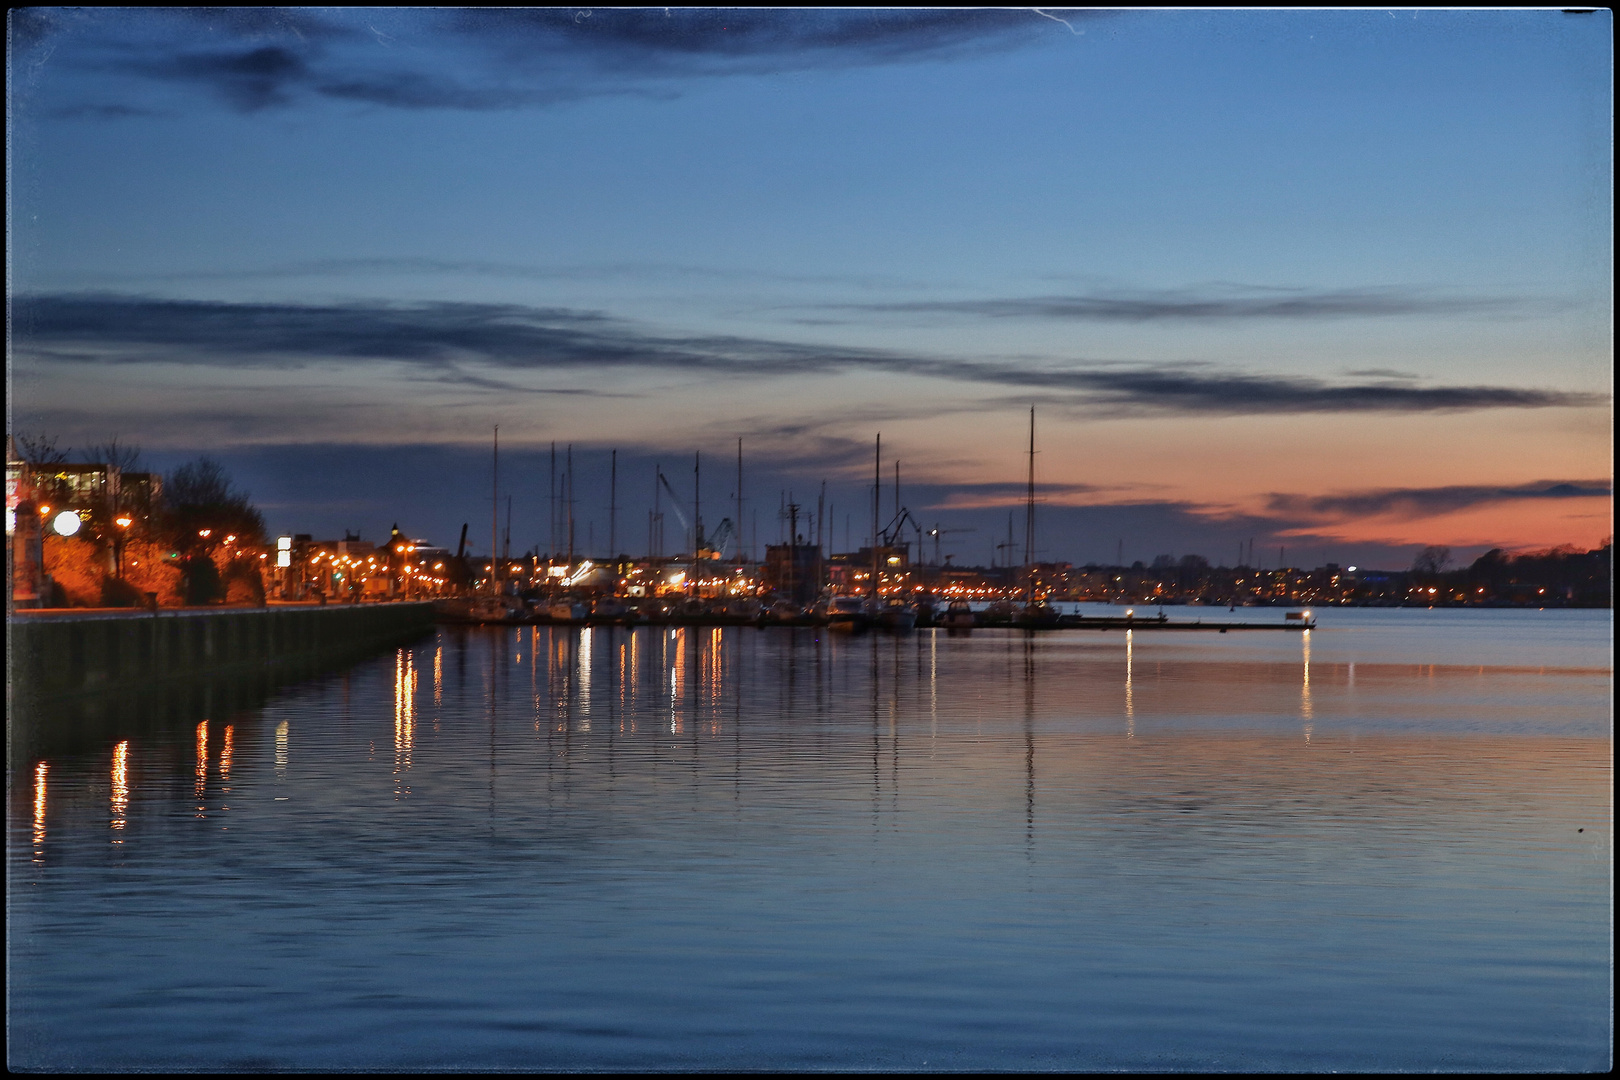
[52,510,81,537]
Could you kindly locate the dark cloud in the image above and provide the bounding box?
[126,44,312,111]
[16,293,1607,417]
[453,9,1062,69]
[39,9,1075,115]
[1268,481,1614,520]
[836,286,1554,322]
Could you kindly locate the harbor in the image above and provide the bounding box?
[432,596,1316,632]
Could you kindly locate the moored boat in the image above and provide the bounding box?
[825,595,869,633]
[877,599,917,631]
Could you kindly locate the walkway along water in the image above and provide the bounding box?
[8,602,435,770]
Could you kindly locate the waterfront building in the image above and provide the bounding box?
[764,542,824,605]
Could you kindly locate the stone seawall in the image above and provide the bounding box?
[8,603,435,768]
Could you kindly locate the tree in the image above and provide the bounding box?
[1412,545,1452,575]
[85,435,145,473]
[121,537,184,606]
[41,535,103,606]
[15,432,70,465]
[163,457,266,552]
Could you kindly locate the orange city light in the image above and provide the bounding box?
[115,515,133,528]
[199,529,212,538]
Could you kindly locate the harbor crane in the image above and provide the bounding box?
[879,506,924,560]
[658,470,735,559]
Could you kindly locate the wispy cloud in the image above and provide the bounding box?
[16,294,1607,417]
[832,285,1560,322]
[1267,481,1614,520]
[30,9,1076,116]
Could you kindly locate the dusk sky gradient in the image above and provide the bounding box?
[7,8,1612,568]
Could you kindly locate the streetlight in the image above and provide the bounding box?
[114,515,133,578]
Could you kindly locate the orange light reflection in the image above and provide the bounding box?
[111,741,130,836]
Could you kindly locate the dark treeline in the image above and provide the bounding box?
[1441,542,1613,606]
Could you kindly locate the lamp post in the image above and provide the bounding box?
[115,515,132,578]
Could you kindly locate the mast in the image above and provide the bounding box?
[871,433,880,597]
[1025,406,1036,602]
[736,438,744,565]
[549,441,556,561]
[817,481,825,551]
[566,444,574,566]
[609,449,617,558]
[652,462,661,558]
[491,425,499,595]
[786,492,798,604]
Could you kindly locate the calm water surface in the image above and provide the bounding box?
[9,609,1612,1071]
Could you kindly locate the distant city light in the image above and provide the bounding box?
[52,510,82,537]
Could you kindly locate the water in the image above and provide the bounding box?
[9,610,1612,1071]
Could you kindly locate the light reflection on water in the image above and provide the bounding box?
[8,613,1612,1072]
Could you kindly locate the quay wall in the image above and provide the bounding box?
[10,602,435,700]
[8,603,435,768]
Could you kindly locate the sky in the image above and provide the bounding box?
[7,8,1613,570]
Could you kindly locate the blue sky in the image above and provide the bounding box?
[7,9,1612,568]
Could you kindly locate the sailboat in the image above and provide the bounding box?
[1020,406,1060,626]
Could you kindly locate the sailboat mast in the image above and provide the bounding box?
[1025,406,1036,601]
[490,425,500,595]
[871,433,881,596]
[736,438,744,565]
[609,449,617,558]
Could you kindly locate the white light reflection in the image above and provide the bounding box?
[1125,629,1135,737]
[275,720,289,779]
[434,644,443,707]
[111,740,130,838]
[669,627,685,733]
[1301,628,1314,732]
[578,627,592,729]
